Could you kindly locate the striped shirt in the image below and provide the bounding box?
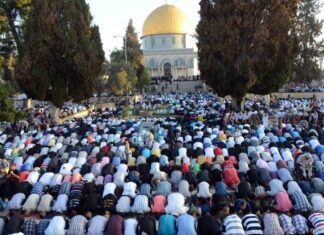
[59,181,72,195]
[131,195,151,213]
[309,212,324,235]
[224,214,245,235]
[69,181,84,197]
[242,214,263,235]
[30,182,45,196]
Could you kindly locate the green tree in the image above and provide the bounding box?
[16,0,105,111]
[107,62,137,95]
[110,19,149,90]
[136,65,151,90]
[95,60,110,100]
[0,0,31,56]
[0,81,25,122]
[292,0,324,83]
[197,0,299,109]
[0,0,30,87]
[124,19,143,70]
[110,49,124,63]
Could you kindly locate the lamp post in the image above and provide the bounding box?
[113,35,127,63]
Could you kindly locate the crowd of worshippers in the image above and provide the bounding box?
[0,93,322,234]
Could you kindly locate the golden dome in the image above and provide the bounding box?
[142,4,194,37]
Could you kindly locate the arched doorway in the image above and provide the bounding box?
[163,63,172,76]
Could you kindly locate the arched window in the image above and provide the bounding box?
[174,58,186,67]
[148,58,157,69]
[160,59,172,69]
[188,58,195,68]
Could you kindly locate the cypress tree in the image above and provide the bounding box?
[16,0,105,108]
[197,0,299,108]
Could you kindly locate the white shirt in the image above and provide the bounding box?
[122,182,137,198]
[52,194,68,212]
[197,181,211,198]
[22,194,40,211]
[282,150,294,162]
[179,148,187,158]
[131,195,151,213]
[50,173,63,187]
[124,218,138,235]
[24,156,36,165]
[76,156,87,168]
[87,215,108,235]
[59,163,73,175]
[113,172,126,187]
[193,142,203,150]
[239,154,250,164]
[268,162,278,172]
[9,193,26,210]
[178,180,191,198]
[261,152,273,162]
[204,147,215,158]
[117,164,129,176]
[152,171,168,181]
[26,171,40,185]
[68,157,77,167]
[287,181,302,195]
[310,193,324,212]
[256,159,270,170]
[39,172,54,186]
[150,162,160,175]
[45,216,66,235]
[270,147,280,155]
[14,157,24,171]
[40,147,49,156]
[165,193,188,216]
[238,161,249,173]
[116,196,131,213]
[267,179,286,196]
[273,153,283,162]
[37,194,53,212]
[103,183,117,197]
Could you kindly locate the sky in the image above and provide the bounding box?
[86,0,324,58]
[86,0,200,56]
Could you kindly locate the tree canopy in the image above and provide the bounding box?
[124,19,143,70]
[292,0,324,83]
[136,64,151,90]
[107,62,137,96]
[16,0,105,107]
[0,0,31,56]
[109,19,149,92]
[0,81,25,122]
[0,0,30,84]
[197,0,299,105]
